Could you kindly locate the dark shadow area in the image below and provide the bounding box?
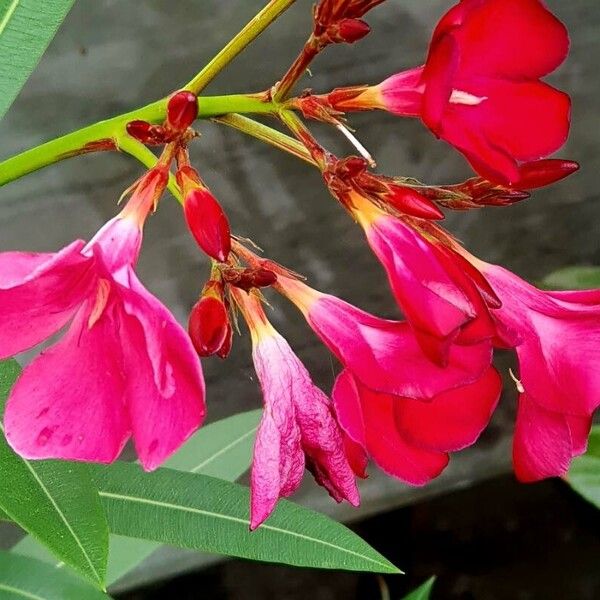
[118,474,600,599]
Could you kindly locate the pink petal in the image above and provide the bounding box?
[250,335,305,529]
[364,216,475,358]
[513,394,572,482]
[483,263,600,417]
[333,370,448,485]
[566,414,593,456]
[118,268,206,471]
[379,67,424,117]
[4,298,130,463]
[394,367,501,452]
[308,294,492,399]
[86,217,143,274]
[0,241,95,358]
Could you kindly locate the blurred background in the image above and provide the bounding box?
[0,0,598,597]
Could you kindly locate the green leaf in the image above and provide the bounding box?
[403,577,436,600]
[105,409,261,585]
[566,425,600,509]
[0,359,108,587]
[12,409,262,585]
[541,266,600,290]
[0,0,76,120]
[91,462,400,574]
[0,551,111,599]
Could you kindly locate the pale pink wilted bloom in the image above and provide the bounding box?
[333,367,501,484]
[0,167,206,471]
[232,289,359,529]
[275,274,492,399]
[477,262,600,481]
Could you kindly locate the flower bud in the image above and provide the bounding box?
[513,159,579,190]
[221,267,277,292]
[188,292,230,358]
[126,120,167,145]
[327,18,370,44]
[385,185,444,220]
[166,91,198,132]
[184,188,231,262]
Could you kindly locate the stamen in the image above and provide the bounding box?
[508,368,525,393]
[449,89,487,106]
[335,123,376,168]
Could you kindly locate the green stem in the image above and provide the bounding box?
[185,0,298,94]
[0,94,275,187]
[213,113,315,165]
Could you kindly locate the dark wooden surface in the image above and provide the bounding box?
[0,0,597,591]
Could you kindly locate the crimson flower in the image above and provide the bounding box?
[333,367,501,484]
[0,168,206,471]
[478,261,600,481]
[275,274,492,399]
[331,0,571,184]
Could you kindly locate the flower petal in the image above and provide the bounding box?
[118,268,206,471]
[394,367,501,452]
[513,394,572,482]
[0,241,94,358]
[333,370,448,485]
[4,300,130,463]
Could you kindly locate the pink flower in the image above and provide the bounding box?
[332,366,501,484]
[348,195,497,363]
[233,290,359,529]
[275,274,492,399]
[479,262,600,480]
[0,168,206,471]
[333,0,571,184]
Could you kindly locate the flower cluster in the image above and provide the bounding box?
[0,0,597,530]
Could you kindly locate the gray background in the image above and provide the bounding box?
[0,0,597,591]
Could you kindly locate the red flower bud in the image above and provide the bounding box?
[166,91,198,132]
[327,18,370,44]
[385,185,445,220]
[221,267,277,292]
[126,120,167,145]
[188,295,230,357]
[184,188,231,262]
[513,159,579,190]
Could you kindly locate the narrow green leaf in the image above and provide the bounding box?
[0,360,108,587]
[0,0,76,120]
[566,425,600,509]
[91,462,400,574]
[541,266,600,290]
[403,577,436,600]
[105,409,261,585]
[0,551,110,599]
[12,409,262,585]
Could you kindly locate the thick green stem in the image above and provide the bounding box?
[0,94,275,187]
[185,0,298,94]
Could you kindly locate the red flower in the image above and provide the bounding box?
[331,0,571,184]
[332,367,501,485]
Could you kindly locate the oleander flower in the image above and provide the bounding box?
[275,274,492,399]
[329,0,571,184]
[233,290,359,529]
[477,262,600,481]
[1,167,206,471]
[332,367,501,484]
